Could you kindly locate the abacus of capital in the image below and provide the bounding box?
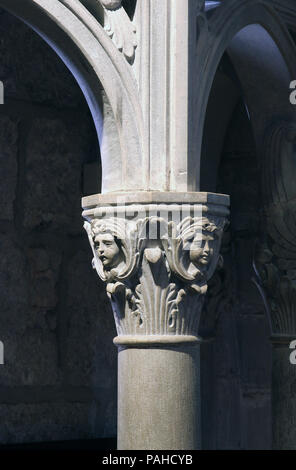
[83,192,229,449]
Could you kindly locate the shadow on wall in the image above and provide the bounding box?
[201,55,272,449]
[0,8,117,446]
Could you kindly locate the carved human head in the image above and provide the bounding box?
[181,217,222,272]
[91,220,124,271]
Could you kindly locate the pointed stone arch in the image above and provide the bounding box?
[198,0,296,450]
[195,0,296,191]
[0,0,148,193]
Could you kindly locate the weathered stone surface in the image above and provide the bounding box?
[28,247,61,310]
[241,390,271,450]
[23,117,87,233]
[0,12,84,108]
[234,238,264,312]
[83,194,229,450]
[64,248,116,388]
[89,391,117,437]
[0,235,28,334]
[272,346,296,450]
[0,403,94,444]
[0,9,115,446]
[0,115,18,221]
[0,329,60,387]
[214,378,241,449]
[203,97,272,449]
[117,346,200,450]
[237,315,271,388]
[213,309,240,379]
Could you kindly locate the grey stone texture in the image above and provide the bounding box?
[0,116,18,221]
[0,10,84,108]
[272,345,296,450]
[0,10,116,444]
[118,346,201,450]
[0,403,94,444]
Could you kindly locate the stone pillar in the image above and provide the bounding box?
[271,338,296,449]
[83,191,229,450]
[253,124,296,449]
[117,340,200,450]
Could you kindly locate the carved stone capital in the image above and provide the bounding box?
[83,192,229,342]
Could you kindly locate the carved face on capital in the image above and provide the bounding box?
[93,231,123,271]
[188,232,215,269]
[180,218,221,276]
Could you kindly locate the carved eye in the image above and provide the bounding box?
[183,236,194,247]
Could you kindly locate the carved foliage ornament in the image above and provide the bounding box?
[97,0,137,62]
[84,212,225,337]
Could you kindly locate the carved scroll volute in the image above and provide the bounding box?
[97,0,137,62]
[84,218,139,283]
[163,216,225,294]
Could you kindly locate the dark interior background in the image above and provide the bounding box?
[0,8,117,446]
[200,54,272,450]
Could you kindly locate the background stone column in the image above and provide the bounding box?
[271,339,296,449]
[83,192,229,450]
[253,124,296,450]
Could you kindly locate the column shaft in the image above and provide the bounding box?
[117,344,201,450]
[272,343,296,450]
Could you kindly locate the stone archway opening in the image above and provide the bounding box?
[200,21,296,449]
[200,50,271,449]
[0,8,117,446]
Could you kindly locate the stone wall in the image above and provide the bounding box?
[0,10,117,444]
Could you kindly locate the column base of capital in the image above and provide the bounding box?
[114,334,201,348]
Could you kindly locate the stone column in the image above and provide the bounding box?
[271,338,296,449]
[253,123,296,449]
[254,251,296,449]
[83,191,229,450]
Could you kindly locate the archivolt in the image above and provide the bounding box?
[0,0,147,193]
